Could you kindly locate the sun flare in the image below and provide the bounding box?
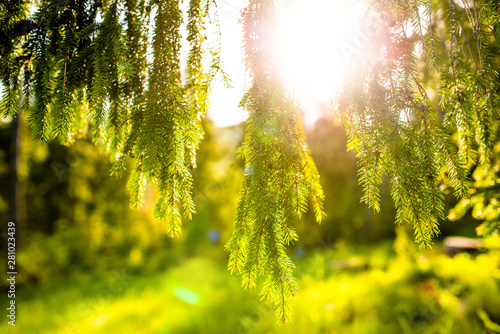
[273,0,370,124]
[209,0,378,127]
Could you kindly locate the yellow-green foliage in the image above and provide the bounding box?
[1,244,499,334]
[225,1,326,324]
[449,141,500,239]
[2,0,500,325]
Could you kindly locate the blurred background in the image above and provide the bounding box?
[0,113,499,334]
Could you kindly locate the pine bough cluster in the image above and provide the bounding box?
[335,0,499,250]
[1,0,218,235]
[225,0,326,323]
[1,0,499,324]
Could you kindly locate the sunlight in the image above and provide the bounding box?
[208,0,379,127]
[273,0,372,125]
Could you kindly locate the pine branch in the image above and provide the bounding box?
[29,36,52,142]
[127,159,147,209]
[228,0,325,324]
[0,75,19,118]
[52,31,73,143]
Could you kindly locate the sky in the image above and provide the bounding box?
[205,0,248,128]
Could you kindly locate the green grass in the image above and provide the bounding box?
[2,256,262,334]
[2,243,499,334]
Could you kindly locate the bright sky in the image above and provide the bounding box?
[209,0,373,127]
[205,0,248,127]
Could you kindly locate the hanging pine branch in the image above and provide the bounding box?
[1,0,217,237]
[129,0,193,235]
[225,0,326,324]
[185,0,208,167]
[0,0,30,117]
[335,0,499,249]
[112,0,150,176]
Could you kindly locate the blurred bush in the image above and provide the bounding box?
[2,238,499,334]
[0,119,178,287]
[297,117,397,247]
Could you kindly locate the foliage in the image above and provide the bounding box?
[0,0,220,235]
[0,117,244,286]
[335,0,499,250]
[190,121,244,245]
[297,119,397,245]
[448,140,500,243]
[8,134,176,284]
[224,0,325,323]
[1,243,499,334]
[1,0,500,324]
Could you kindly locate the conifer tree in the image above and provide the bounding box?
[1,0,499,324]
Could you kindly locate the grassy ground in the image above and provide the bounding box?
[1,242,500,334]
